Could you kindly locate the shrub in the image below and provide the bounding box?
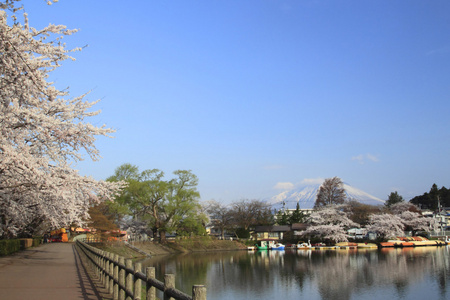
[0,239,21,256]
[235,228,250,239]
[33,237,42,247]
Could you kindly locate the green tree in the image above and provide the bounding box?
[177,215,207,237]
[275,209,290,225]
[157,170,204,243]
[410,183,447,210]
[315,177,346,208]
[385,191,404,207]
[107,164,166,227]
[439,186,450,207]
[276,203,305,225]
[108,164,204,242]
[289,202,305,224]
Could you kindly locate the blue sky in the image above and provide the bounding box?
[18,0,450,203]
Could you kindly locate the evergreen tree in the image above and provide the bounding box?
[385,191,404,207]
[289,202,305,224]
[275,209,289,225]
[439,186,450,207]
[410,183,447,210]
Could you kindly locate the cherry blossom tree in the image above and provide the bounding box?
[367,202,429,239]
[398,211,429,235]
[389,202,428,235]
[389,202,420,214]
[367,213,404,239]
[301,204,359,243]
[0,1,122,238]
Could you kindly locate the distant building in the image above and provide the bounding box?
[253,223,309,241]
[434,207,450,231]
[253,225,290,241]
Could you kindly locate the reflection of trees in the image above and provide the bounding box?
[430,246,450,299]
[139,252,211,293]
[311,247,449,300]
[138,246,450,300]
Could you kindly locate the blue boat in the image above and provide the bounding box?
[270,242,285,250]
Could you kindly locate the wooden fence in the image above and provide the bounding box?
[75,240,206,300]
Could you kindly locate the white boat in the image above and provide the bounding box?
[271,243,285,250]
[296,240,312,250]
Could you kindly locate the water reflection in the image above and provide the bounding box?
[139,246,450,300]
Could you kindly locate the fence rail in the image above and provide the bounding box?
[75,240,206,300]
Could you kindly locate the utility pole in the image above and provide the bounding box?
[438,195,443,233]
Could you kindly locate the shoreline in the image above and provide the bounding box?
[96,238,248,258]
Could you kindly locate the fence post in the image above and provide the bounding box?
[192,285,207,300]
[102,251,107,287]
[109,253,114,295]
[95,248,100,279]
[114,254,119,300]
[164,274,175,300]
[75,243,207,300]
[134,263,142,300]
[105,252,110,292]
[119,256,125,300]
[146,267,156,300]
[126,259,133,300]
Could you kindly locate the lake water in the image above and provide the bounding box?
[139,246,450,300]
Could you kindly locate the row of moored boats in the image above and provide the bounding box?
[249,237,449,251]
[379,236,448,247]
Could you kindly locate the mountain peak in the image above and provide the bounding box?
[269,183,384,210]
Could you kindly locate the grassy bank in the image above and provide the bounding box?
[96,237,247,258]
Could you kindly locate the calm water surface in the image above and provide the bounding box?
[139,246,450,300]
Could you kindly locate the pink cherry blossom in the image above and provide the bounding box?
[0,1,123,238]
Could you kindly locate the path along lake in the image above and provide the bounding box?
[138,246,450,300]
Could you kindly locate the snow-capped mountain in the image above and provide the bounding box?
[270,183,384,210]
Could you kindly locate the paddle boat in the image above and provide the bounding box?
[271,243,285,250]
[296,240,312,250]
[255,240,275,250]
[379,236,447,247]
[409,236,447,246]
[335,242,358,249]
[315,245,338,250]
[356,243,378,249]
[387,240,414,247]
[379,241,395,247]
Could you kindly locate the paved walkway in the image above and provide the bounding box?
[0,243,103,300]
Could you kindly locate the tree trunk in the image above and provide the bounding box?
[159,230,167,243]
